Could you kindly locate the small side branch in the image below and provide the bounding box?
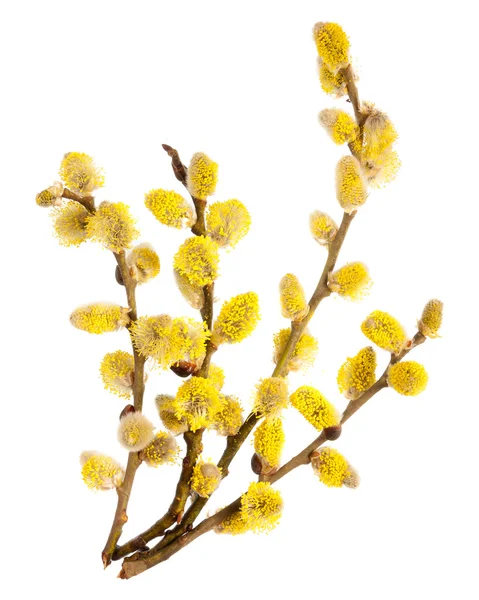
[101,251,145,567]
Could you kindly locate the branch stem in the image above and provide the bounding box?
[101,251,145,567]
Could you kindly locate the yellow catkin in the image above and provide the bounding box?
[86,201,139,253]
[130,315,188,368]
[328,262,372,301]
[387,361,428,396]
[214,510,251,535]
[319,109,359,145]
[361,102,398,162]
[212,292,260,344]
[279,274,309,321]
[207,364,225,391]
[144,189,196,229]
[127,243,160,283]
[312,22,350,72]
[211,395,243,436]
[187,152,218,200]
[273,328,318,373]
[173,318,210,366]
[36,181,63,207]
[174,268,205,310]
[336,156,368,213]
[81,453,124,490]
[418,299,443,339]
[311,447,353,488]
[141,431,179,467]
[59,152,104,195]
[364,148,401,188]
[173,236,219,287]
[337,346,377,400]
[254,418,284,473]
[206,199,251,248]
[70,303,130,334]
[240,482,283,533]
[361,310,408,355]
[52,201,90,246]
[290,386,339,431]
[173,377,222,432]
[253,377,289,419]
[117,412,155,452]
[317,57,348,97]
[155,394,189,436]
[190,459,222,497]
[309,210,338,245]
[99,350,134,398]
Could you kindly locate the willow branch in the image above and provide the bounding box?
[101,251,146,568]
[113,151,216,561]
[119,82,362,562]
[119,331,427,578]
[119,210,356,564]
[341,64,365,127]
[61,188,95,213]
[161,143,207,237]
[58,190,146,566]
[272,210,355,378]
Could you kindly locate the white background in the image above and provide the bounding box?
[1,1,478,598]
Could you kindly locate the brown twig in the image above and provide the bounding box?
[61,188,95,213]
[161,143,207,237]
[341,64,365,127]
[101,250,146,568]
[58,190,147,566]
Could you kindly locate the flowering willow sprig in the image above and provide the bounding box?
[35,151,151,570]
[35,19,444,581]
[115,23,441,579]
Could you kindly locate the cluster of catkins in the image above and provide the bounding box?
[35,22,443,538]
